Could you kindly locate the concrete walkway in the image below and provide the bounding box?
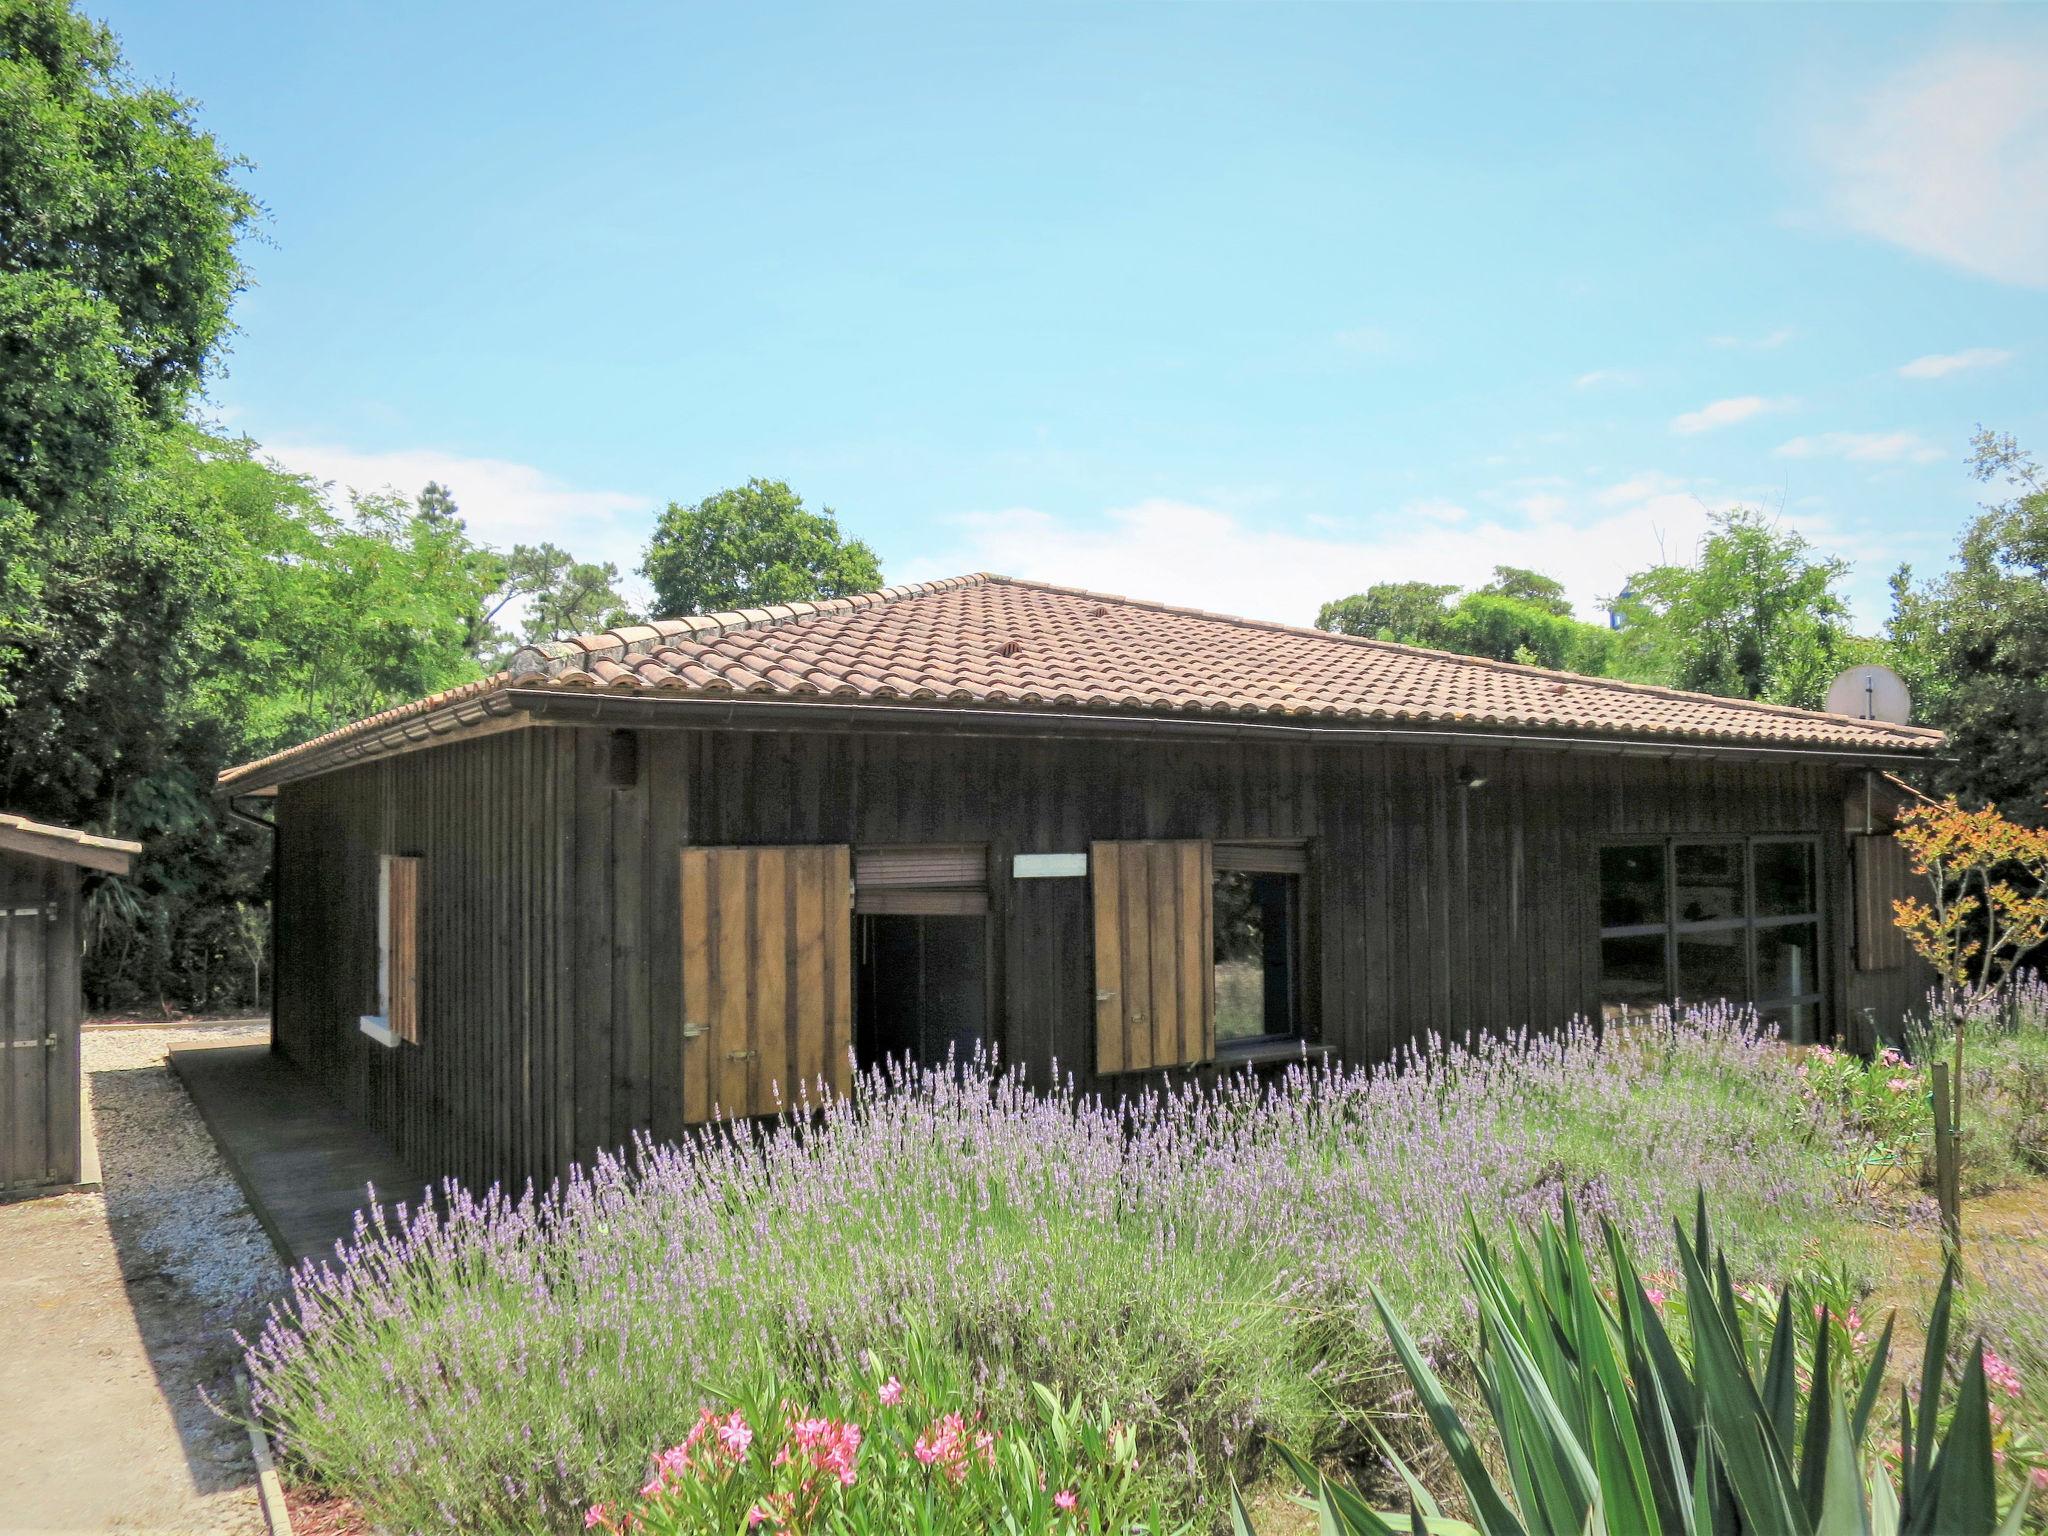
[169,1043,426,1266]
[0,1024,276,1536]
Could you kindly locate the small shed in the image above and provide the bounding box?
[0,813,140,1194]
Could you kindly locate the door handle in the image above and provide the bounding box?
[725,1049,758,1062]
[683,1022,708,1039]
[1095,990,1118,1003]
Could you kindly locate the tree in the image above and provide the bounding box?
[478,542,637,665]
[1476,564,1573,617]
[1892,796,2048,1228]
[1887,430,2048,824]
[1315,581,1460,647]
[1316,571,1615,673]
[641,479,883,619]
[1609,509,1862,708]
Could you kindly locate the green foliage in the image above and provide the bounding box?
[1316,569,1615,672]
[1887,431,2048,824]
[480,541,638,666]
[642,478,882,619]
[583,1345,1186,1536]
[1609,510,1865,708]
[0,0,255,420]
[1478,566,1573,618]
[1263,1198,2025,1536]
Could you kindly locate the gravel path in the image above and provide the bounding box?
[0,1022,283,1535]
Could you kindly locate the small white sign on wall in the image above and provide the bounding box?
[1012,852,1088,879]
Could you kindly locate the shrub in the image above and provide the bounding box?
[244,1008,1867,1532]
[1255,1198,2031,1535]
[586,1346,1186,1536]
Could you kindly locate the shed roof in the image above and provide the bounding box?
[220,573,1943,791]
[0,813,141,875]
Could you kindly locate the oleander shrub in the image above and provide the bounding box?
[244,1007,1868,1533]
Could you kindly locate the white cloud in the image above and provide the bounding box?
[1670,396,1790,435]
[1708,328,1797,351]
[265,439,659,610]
[1815,44,2048,288]
[902,477,1760,628]
[1773,431,1947,465]
[1897,347,2015,379]
[1574,368,1639,389]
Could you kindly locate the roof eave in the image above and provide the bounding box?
[506,688,1945,766]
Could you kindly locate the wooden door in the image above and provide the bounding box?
[1091,841,1214,1074]
[679,845,853,1122]
[1,855,79,1191]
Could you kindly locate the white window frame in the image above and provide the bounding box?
[358,855,400,1048]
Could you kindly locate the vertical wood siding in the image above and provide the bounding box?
[273,724,1864,1190]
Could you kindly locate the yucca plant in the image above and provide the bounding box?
[1240,1195,2024,1535]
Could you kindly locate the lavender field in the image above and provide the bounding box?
[244,1008,1878,1531]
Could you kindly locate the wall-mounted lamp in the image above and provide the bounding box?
[1457,764,1489,790]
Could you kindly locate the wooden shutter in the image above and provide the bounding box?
[384,855,422,1044]
[679,845,853,1123]
[1852,834,1914,972]
[1092,840,1213,1074]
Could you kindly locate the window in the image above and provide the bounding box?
[360,854,421,1048]
[1212,843,1305,1048]
[1598,837,1823,1041]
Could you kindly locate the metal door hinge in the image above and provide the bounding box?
[725,1049,758,1062]
[682,1021,709,1039]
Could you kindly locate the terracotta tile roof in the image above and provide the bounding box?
[221,573,1942,789]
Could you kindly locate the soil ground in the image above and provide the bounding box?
[0,1023,280,1536]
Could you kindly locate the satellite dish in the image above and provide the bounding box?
[1825,664,1912,725]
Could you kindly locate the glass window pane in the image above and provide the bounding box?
[1674,843,1745,924]
[1214,870,1295,1043]
[1763,1001,1818,1045]
[1600,844,1666,929]
[1754,841,1817,918]
[1600,933,1668,1022]
[1676,927,1749,1006]
[1757,921,1820,1001]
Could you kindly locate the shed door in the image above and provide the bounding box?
[1092,840,1214,1074]
[2,856,77,1191]
[679,846,853,1123]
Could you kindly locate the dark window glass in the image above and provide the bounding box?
[1600,934,1668,1022]
[1763,1001,1818,1045]
[1757,921,1820,1001]
[1754,841,1817,918]
[1674,843,1745,923]
[1213,870,1296,1044]
[1676,928,1748,1004]
[1600,844,1666,928]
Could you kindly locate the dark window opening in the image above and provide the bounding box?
[856,914,988,1070]
[1598,836,1823,1040]
[1213,867,1299,1046]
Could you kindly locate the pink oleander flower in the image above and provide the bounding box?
[717,1411,753,1458]
[1054,1489,1078,1512]
[1887,1078,1912,1092]
[585,1504,609,1530]
[1983,1348,2023,1399]
[747,1505,769,1529]
[879,1376,903,1407]
[2032,1465,2048,1491]
[1880,1048,1904,1066]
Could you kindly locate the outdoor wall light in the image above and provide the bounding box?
[1457,764,1488,790]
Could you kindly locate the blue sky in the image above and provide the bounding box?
[104,1,2048,629]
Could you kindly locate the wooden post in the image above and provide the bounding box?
[1931,1061,1961,1252]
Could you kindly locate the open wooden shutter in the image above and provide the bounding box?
[679,845,853,1123]
[384,855,422,1044]
[1852,834,1914,972]
[1091,840,1213,1074]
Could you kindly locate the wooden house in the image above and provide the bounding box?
[1,813,139,1195]
[218,575,1944,1193]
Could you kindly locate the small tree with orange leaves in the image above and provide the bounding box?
[1892,797,2048,1121]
